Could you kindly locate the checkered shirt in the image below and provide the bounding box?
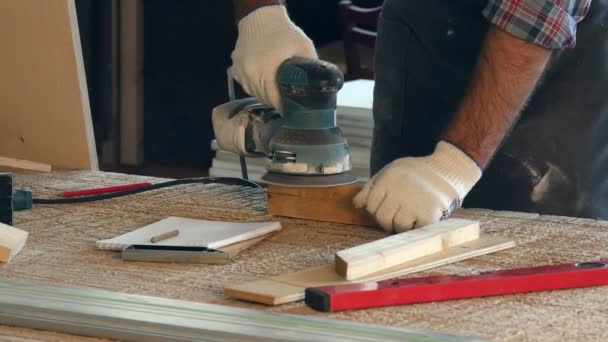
[483,0,591,49]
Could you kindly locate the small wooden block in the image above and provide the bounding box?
[0,157,52,173]
[266,183,379,227]
[224,234,515,305]
[0,223,28,263]
[335,218,480,280]
[217,233,270,259]
[224,279,303,305]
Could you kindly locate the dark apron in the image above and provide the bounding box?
[371,0,608,219]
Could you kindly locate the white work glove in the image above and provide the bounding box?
[353,141,482,233]
[231,5,318,111]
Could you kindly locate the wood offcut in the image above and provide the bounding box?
[335,219,480,280]
[267,182,379,227]
[0,223,28,263]
[0,157,51,173]
[224,234,514,305]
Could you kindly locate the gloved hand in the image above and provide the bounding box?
[231,5,318,111]
[353,141,482,233]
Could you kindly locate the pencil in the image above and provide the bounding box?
[150,229,179,243]
[62,182,153,197]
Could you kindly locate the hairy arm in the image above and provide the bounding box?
[234,0,285,20]
[442,25,552,169]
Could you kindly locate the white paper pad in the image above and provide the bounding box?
[96,217,281,251]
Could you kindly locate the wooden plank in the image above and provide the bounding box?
[267,183,379,227]
[335,219,480,280]
[0,0,98,170]
[0,223,28,263]
[224,234,515,305]
[217,233,271,259]
[119,0,144,165]
[223,279,304,306]
[0,157,51,173]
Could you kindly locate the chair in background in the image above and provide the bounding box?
[338,0,382,80]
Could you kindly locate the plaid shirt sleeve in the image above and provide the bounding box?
[482,0,591,49]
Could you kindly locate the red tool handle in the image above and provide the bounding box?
[62,182,152,197]
[305,261,608,312]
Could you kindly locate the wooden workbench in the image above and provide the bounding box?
[1,171,607,341]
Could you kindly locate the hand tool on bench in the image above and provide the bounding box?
[304,260,608,312]
[212,57,356,188]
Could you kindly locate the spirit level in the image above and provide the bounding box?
[305,261,608,312]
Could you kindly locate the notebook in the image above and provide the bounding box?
[96,217,281,251]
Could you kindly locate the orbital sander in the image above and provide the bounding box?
[212,57,356,187]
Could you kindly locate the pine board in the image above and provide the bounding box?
[0,157,52,173]
[335,219,480,279]
[218,233,272,258]
[267,183,379,227]
[0,0,97,170]
[224,234,514,305]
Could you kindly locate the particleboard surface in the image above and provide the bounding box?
[2,171,608,341]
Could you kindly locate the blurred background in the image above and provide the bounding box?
[75,0,382,178]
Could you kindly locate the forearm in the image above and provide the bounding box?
[442,25,552,168]
[234,0,284,20]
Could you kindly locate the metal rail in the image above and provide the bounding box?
[0,278,484,342]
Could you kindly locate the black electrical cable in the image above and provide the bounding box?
[239,155,249,180]
[32,177,262,205]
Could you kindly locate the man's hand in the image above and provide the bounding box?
[356,25,552,232]
[353,141,481,233]
[231,3,317,111]
[442,25,552,168]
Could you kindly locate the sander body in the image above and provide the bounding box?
[212,58,356,187]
